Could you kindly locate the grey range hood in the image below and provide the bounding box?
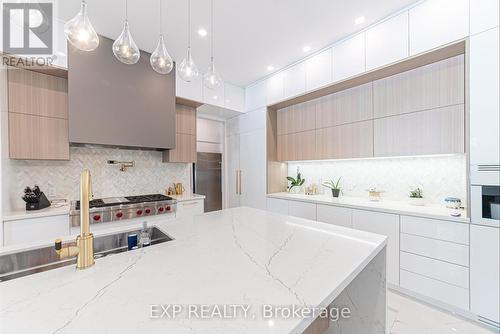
[68,35,176,150]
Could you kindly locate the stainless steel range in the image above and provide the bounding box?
[70,194,177,227]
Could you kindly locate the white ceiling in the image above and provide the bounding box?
[56,0,419,87]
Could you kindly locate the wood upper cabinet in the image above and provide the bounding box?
[316,121,373,159]
[8,68,69,160]
[373,55,464,118]
[275,52,465,162]
[277,100,316,135]
[277,130,315,161]
[163,104,197,163]
[315,83,373,128]
[374,104,465,157]
[175,104,196,135]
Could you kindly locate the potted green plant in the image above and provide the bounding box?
[408,187,425,206]
[323,177,342,198]
[287,171,305,194]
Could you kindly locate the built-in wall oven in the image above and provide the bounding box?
[471,165,500,227]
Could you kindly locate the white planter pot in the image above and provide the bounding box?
[408,197,425,206]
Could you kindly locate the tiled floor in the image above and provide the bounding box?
[387,290,499,334]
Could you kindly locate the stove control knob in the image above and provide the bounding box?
[145,208,151,214]
[136,210,143,216]
[158,207,164,213]
[93,214,101,221]
[166,206,171,212]
[116,212,123,219]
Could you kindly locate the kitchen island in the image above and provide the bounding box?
[0,207,387,334]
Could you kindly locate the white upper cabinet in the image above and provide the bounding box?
[409,0,469,55]
[176,68,203,103]
[245,80,267,112]
[203,82,225,107]
[332,33,366,82]
[366,12,409,71]
[283,62,306,99]
[470,0,499,35]
[224,83,245,112]
[305,48,333,91]
[266,71,284,105]
[470,27,500,165]
[53,19,68,69]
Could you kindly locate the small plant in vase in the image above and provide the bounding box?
[287,170,305,194]
[408,187,425,206]
[323,177,342,198]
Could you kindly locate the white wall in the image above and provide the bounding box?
[288,155,467,206]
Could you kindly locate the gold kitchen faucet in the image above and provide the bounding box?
[55,169,95,269]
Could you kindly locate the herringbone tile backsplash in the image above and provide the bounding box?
[3,146,191,210]
[288,154,467,205]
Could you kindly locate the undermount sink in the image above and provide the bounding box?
[0,227,172,282]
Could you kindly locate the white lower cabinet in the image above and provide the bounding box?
[400,251,469,289]
[470,224,500,323]
[352,209,400,285]
[266,198,289,215]
[400,233,469,266]
[400,269,469,310]
[288,201,316,220]
[176,200,204,218]
[316,204,352,228]
[399,216,471,311]
[3,215,70,246]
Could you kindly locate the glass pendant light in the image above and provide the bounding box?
[203,0,223,89]
[64,1,99,51]
[113,0,140,65]
[178,0,199,82]
[150,0,173,74]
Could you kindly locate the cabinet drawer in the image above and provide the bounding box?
[400,233,469,266]
[400,269,469,310]
[400,251,469,288]
[288,201,316,221]
[266,198,289,215]
[401,215,469,245]
[176,200,204,218]
[316,204,352,228]
[3,215,69,246]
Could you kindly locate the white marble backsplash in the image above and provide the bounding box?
[288,155,467,205]
[2,146,191,210]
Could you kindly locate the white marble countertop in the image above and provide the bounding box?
[0,207,386,334]
[169,193,206,202]
[2,203,71,222]
[267,193,469,223]
[2,194,206,222]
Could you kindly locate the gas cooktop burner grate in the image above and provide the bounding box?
[125,194,173,203]
[74,199,105,210]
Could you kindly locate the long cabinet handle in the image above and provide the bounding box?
[239,170,242,195]
[236,170,239,195]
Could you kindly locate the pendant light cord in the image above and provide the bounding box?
[210,0,214,60]
[125,0,128,20]
[187,0,191,48]
[159,0,162,35]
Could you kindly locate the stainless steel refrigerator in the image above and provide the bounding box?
[194,152,222,212]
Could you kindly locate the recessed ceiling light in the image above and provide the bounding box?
[267,65,274,71]
[198,28,207,37]
[303,45,311,52]
[355,16,365,25]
